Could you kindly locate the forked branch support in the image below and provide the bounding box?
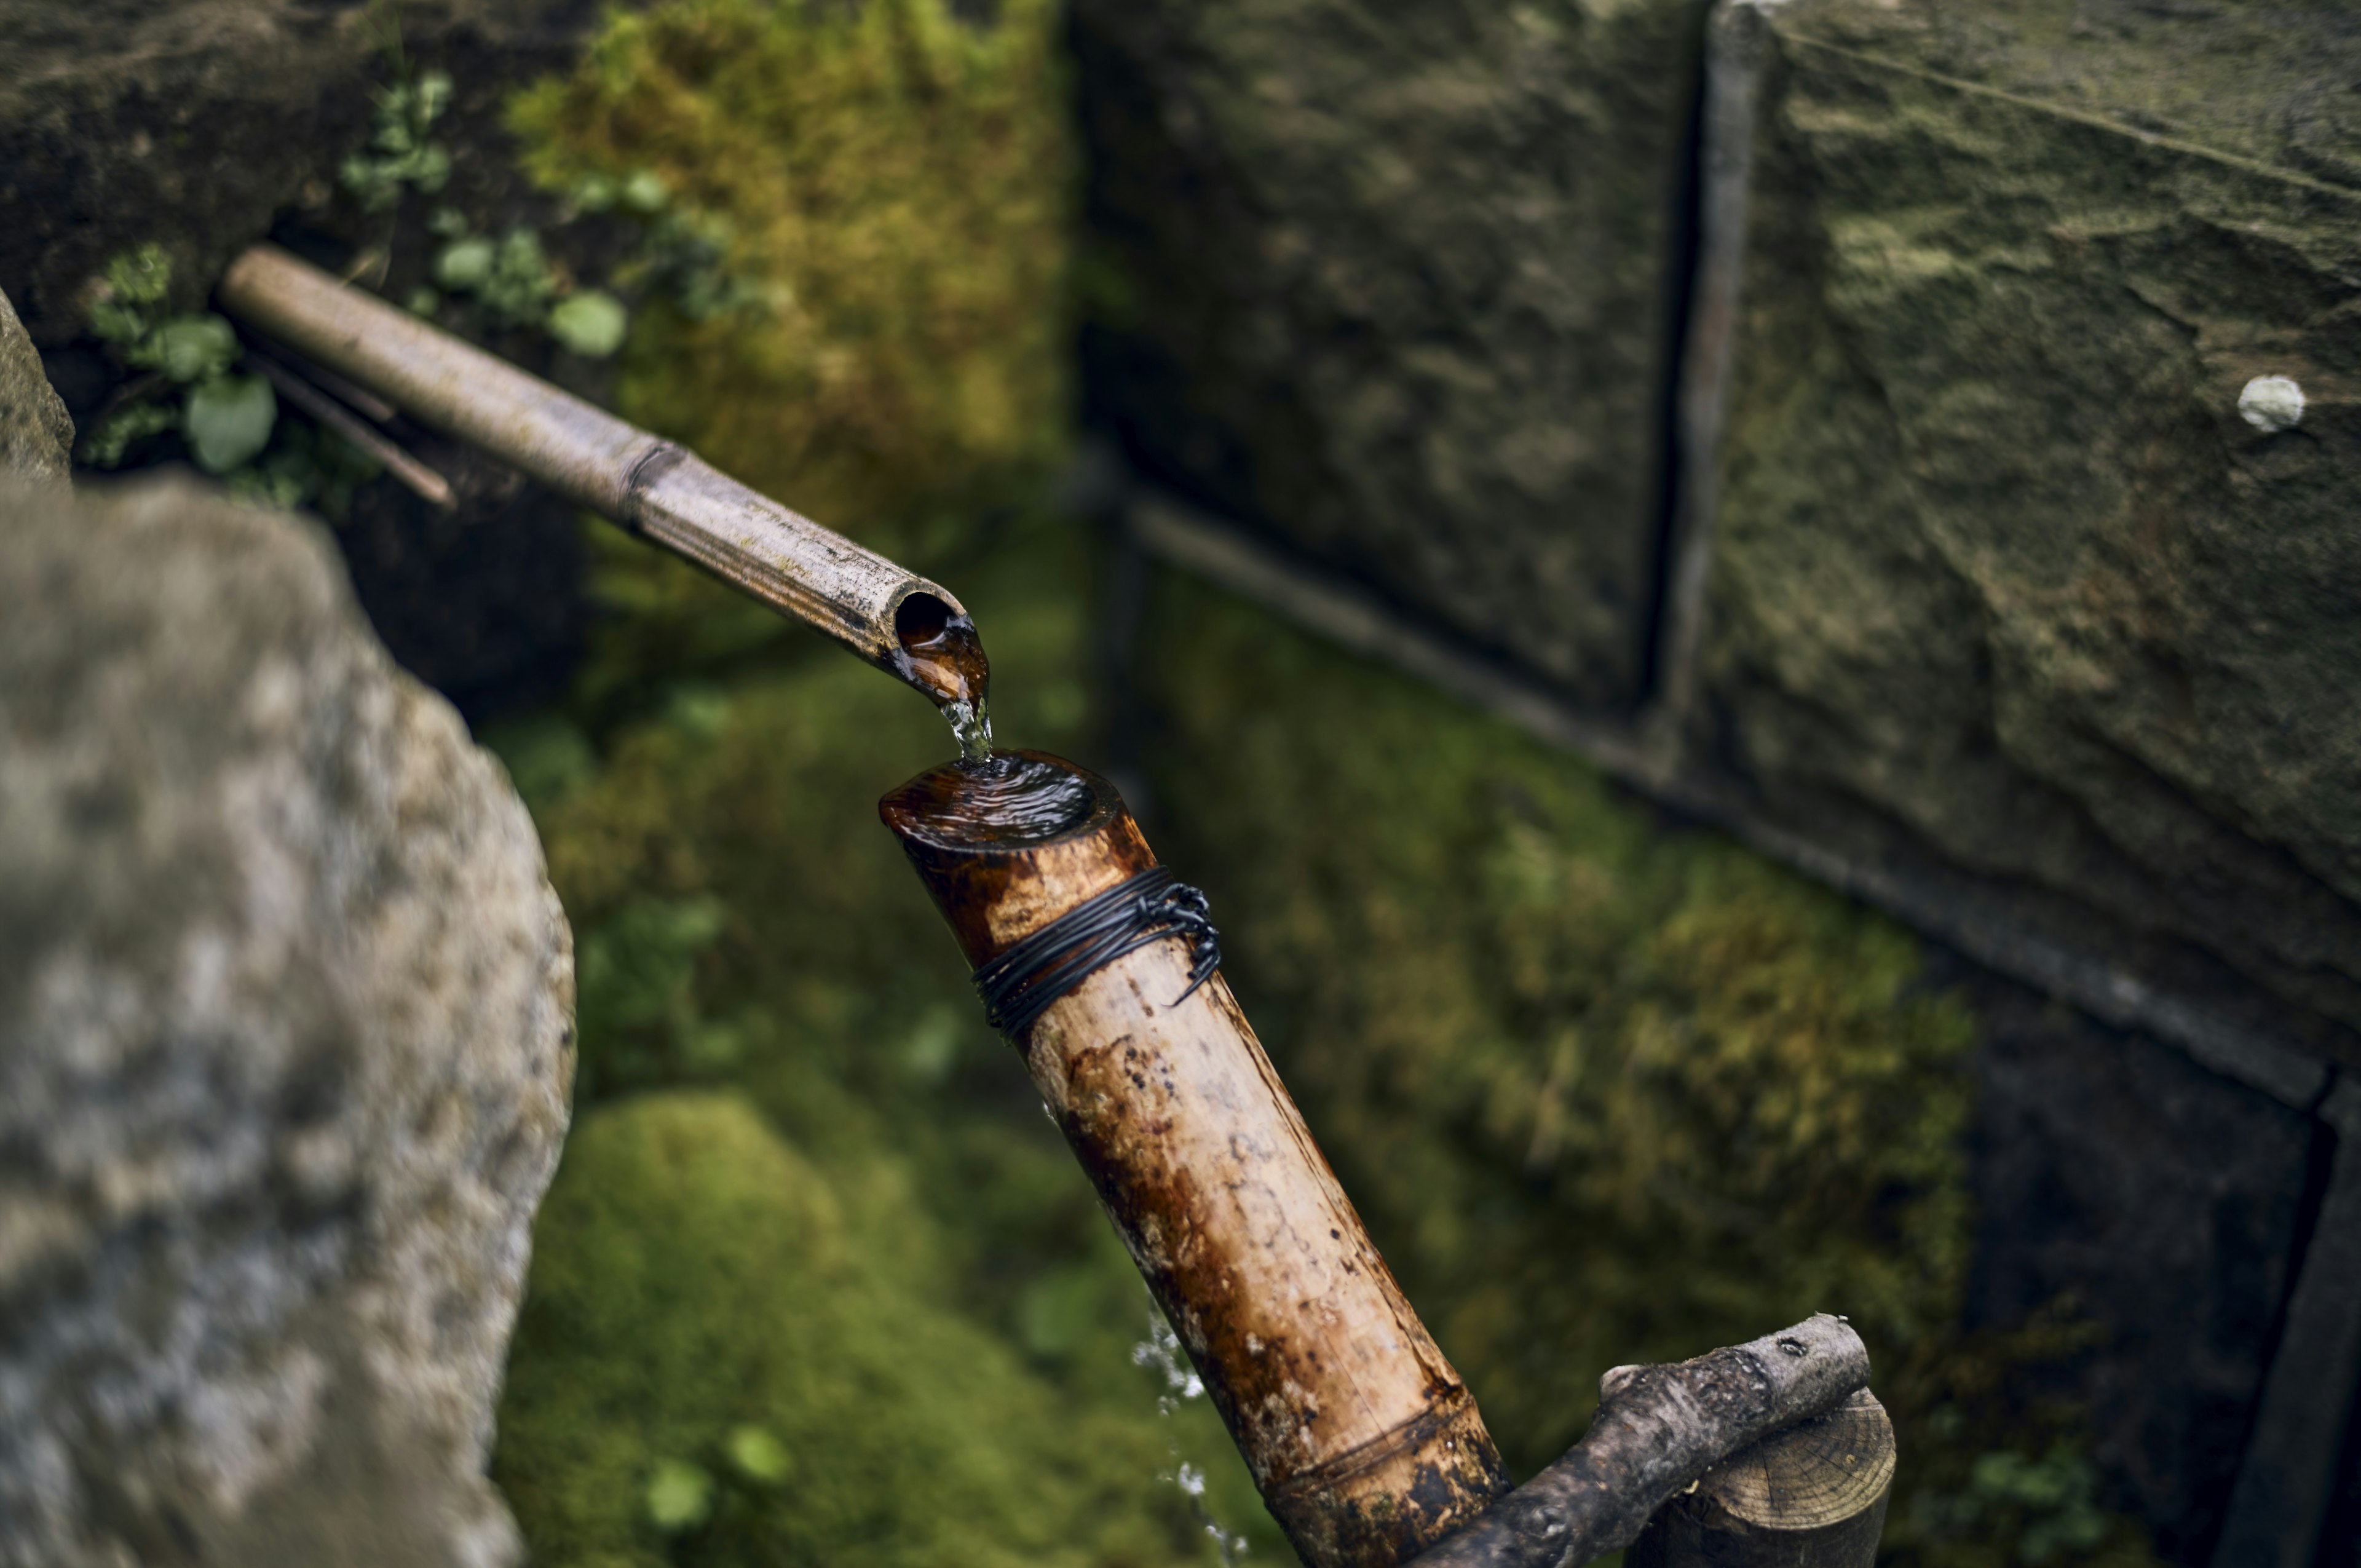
[1412,1313,1886,1568]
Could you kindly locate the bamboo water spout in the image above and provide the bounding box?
[220,240,1890,1567]
[215,244,982,713]
[882,752,1512,1568]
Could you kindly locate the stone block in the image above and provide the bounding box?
[0,0,592,339]
[1701,0,2361,1056]
[1956,963,2316,1559]
[1075,0,1710,708]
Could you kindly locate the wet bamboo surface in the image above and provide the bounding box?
[882,754,1510,1568]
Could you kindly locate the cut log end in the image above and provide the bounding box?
[1629,1389,1895,1568]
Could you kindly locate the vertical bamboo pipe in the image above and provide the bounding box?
[880,753,1510,1568]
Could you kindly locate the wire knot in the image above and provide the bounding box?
[971,866,1223,1039]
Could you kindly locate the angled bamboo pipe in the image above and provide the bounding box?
[216,244,984,711]
[882,753,1511,1567]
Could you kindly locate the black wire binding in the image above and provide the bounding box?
[971,866,1222,1039]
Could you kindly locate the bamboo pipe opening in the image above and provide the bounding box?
[881,753,1510,1568]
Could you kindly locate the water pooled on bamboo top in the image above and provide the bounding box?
[880,751,1105,850]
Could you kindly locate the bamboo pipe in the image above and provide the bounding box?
[880,752,1511,1568]
[215,244,981,708]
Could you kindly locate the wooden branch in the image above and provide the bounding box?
[1629,1388,1894,1567]
[249,355,455,509]
[1405,1314,1870,1568]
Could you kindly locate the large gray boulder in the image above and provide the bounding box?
[0,287,69,480]
[0,476,574,1566]
[1075,0,1709,708]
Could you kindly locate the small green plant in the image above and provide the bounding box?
[81,246,382,512]
[723,1425,791,1486]
[1913,1443,2117,1563]
[411,209,630,358]
[568,167,765,322]
[341,2,453,210]
[569,893,753,1093]
[81,246,278,475]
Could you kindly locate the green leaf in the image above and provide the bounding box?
[104,244,172,307]
[644,1459,713,1532]
[433,237,496,291]
[622,168,671,213]
[411,143,452,194]
[416,70,453,124]
[87,299,149,344]
[548,291,628,358]
[82,402,178,469]
[724,1425,791,1485]
[143,315,240,383]
[183,374,277,474]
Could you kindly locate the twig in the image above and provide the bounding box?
[1405,1314,1870,1568]
[250,355,454,509]
[251,341,399,424]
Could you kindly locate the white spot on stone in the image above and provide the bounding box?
[2239,375,2305,433]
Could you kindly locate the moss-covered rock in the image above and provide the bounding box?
[1072,0,1708,708]
[1701,0,2361,1058]
[0,1,595,339]
[512,0,1069,533]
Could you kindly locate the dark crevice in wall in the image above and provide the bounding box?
[1632,0,1717,712]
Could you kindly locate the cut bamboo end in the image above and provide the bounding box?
[1628,1389,1896,1568]
[880,753,1511,1568]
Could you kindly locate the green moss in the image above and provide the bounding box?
[496,1090,1220,1567]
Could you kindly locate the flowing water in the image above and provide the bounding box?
[1134,1310,1250,1566]
[892,592,995,762]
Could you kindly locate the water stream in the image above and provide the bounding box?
[1134,1310,1250,1566]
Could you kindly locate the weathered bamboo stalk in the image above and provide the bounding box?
[880,752,1511,1568]
[1404,1314,1873,1568]
[215,244,979,707]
